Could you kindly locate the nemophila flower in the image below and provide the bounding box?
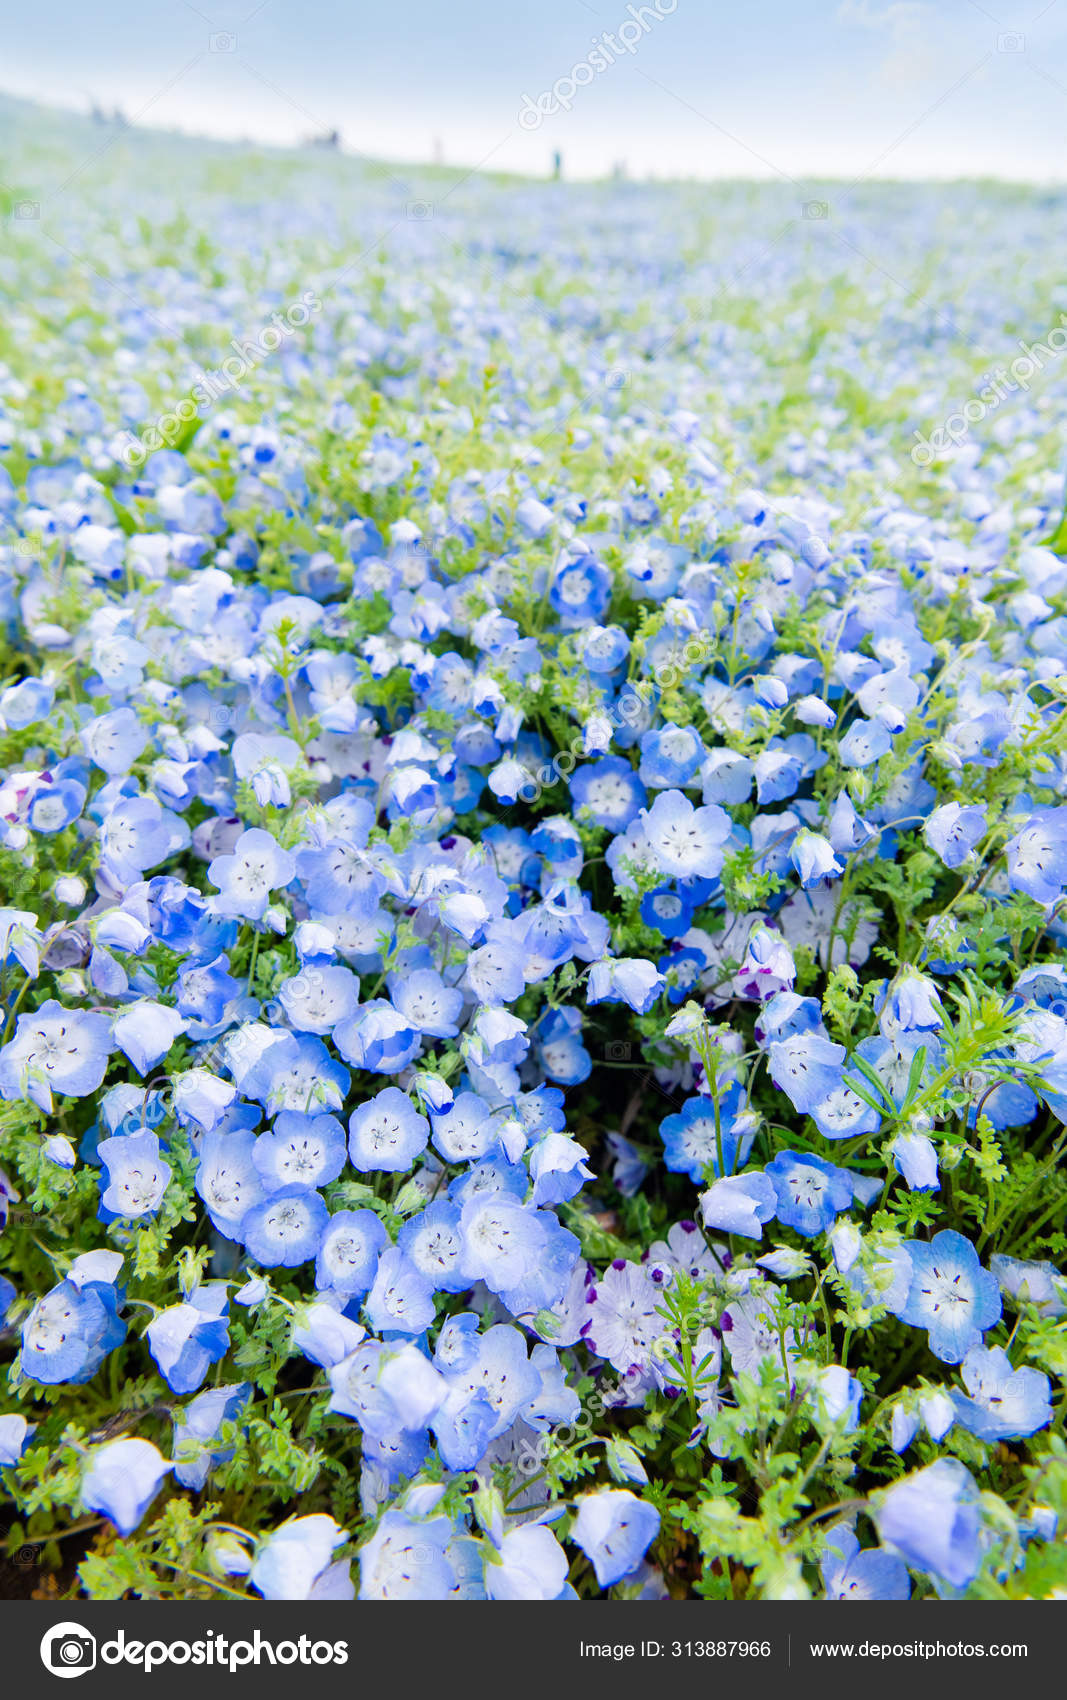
[364,1246,436,1334]
[20,1277,126,1385]
[429,1091,496,1163]
[924,801,987,869]
[241,1032,349,1117]
[893,1229,1002,1364]
[195,1128,264,1237]
[0,1413,36,1465]
[639,724,704,790]
[315,1208,388,1296]
[111,999,186,1073]
[529,1132,594,1207]
[358,1509,456,1601]
[146,1284,230,1394]
[242,1187,330,1268]
[768,1032,847,1113]
[949,1345,1052,1442]
[878,968,944,1035]
[232,731,301,808]
[208,826,296,920]
[809,1080,881,1141]
[277,964,360,1035]
[701,1171,778,1239]
[576,1257,664,1384]
[81,1438,171,1536]
[81,706,149,775]
[100,794,185,886]
[335,1000,421,1073]
[640,884,693,938]
[587,957,664,1013]
[1004,808,1067,904]
[791,829,843,889]
[534,1005,591,1086]
[659,1087,756,1182]
[820,1525,910,1601]
[721,1291,797,1379]
[0,908,43,978]
[485,1521,570,1602]
[875,1458,982,1589]
[349,1086,429,1172]
[838,717,892,769]
[640,790,732,880]
[251,1514,351,1602]
[172,1382,251,1490]
[990,1253,1065,1318]
[892,1133,939,1191]
[253,1112,347,1192]
[397,1199,469,1292]
[389,968,463,1037]
[735,925,796,1001]
[571,1489,660,1587]
[811,1365,863,1433]
[765,1151,855,1238]
[98,1129,171,1220]
[0,1000,112,1112]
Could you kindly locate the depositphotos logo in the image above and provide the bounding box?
[40,1624,97,1679]
[41,1625,350,1677]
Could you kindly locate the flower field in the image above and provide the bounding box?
[0,95,1065,1602]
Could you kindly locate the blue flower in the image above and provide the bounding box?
[172,1382,251,1489]
[0,1000,113,1112]
[894,1230,1002,1364]
[485,1521,570,1600]
[571,1488,660,1586]
[765,1151,854,1238]
[950,1345,1052,1442]
[349,1087,429,1172]
[20,1276,126,1385]
[838,718,893,768]
[768,1032,846,1113]
[253,1112,347,1192]
[659,1087,756,1182]
[98,1130,171,1220]
[1005,808,1067,904]
[335,1000,421,1073]
[208,826,297,920]
[820,1524,910,1600]
[700,1172,778,1240]
[111,1000,186,1074]
[571,756,647,832]
[875,1458,982,1588]
[241,1187,330,1268]
[924,801,987,869]
[315,1208,388,1295]
[252,1514,351,1601]
[892,1133,939,1191]
[146,1283,230,1394]
[81,1438,171,1536]
[640,790,732,880]
[587,957,665,1013]
[790,829,843,889]
[0,1412,36,1465]
[364,1246,436,1334]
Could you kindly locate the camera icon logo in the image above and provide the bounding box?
[802,200,829,220]
[40,1623,97,1679]
[996,30,1025,51]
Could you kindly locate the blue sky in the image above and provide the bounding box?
[3,0,1067,179]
